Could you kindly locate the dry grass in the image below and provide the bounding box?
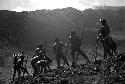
[0,46,125,84]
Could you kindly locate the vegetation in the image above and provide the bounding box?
[0,6,125,84]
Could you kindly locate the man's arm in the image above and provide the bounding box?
[107,25,110,35]
[33,48,39,57]
[52,43,56,54]
[65,36,72,48]
[97,27,103,40]
[33,52,36,58]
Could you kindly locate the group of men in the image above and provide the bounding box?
[12,18,117,81]
[31,44,52,77]
[12,52,29,82]
[12,44,52,82]
[52,30,90,68]
[98,19,117,59]
[53,18,117,68]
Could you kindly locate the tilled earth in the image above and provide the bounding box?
[1,60,125,84]
[0,48,125,84]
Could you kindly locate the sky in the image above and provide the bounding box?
[0,0,124,12]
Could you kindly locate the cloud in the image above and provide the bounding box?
[29,0,91,10]
[0,0,13,10]
[93,0,125,6]
[0,0,124,11]
[12,6,30,12]
[79,0,94,6]
[80,0,125,6]
[92,0,100,6]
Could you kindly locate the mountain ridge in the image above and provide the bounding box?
[0,6,124,50]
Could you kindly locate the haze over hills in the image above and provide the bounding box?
[0,6,125,51]
[0,6,125,84]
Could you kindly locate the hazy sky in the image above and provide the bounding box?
[0,0,124,11]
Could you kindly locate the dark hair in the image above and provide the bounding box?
[22,51,24,54]
[20,55,25,59]
[100,19,106,23]
[54,37,59,42]
[38,44,43,48]
[71,30,76,35]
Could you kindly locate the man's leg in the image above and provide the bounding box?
[104,47,108,60]
[21,66,29,76]
[12,66,17,82]
[112,42,117,56]
[103,41,108,60]
[40,66,44,74]
[71,49,76,68]
[104,46,112,59]
[77,48,90,62]
[32,65,37,77]
[103,39,112,59]
[108,48,112,56]
[44,66,49,74]
[56,55,60,69]
[35,63,42,76]
[61,54,69,67]
[17,68,21,82]
[37,65,41,75]
[46,65,51,71]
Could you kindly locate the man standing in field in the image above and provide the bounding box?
[68,30,90,68]
[98,19,112,59]
[31,44,46,77]
[52,37,69,69]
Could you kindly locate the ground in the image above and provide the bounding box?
[0,46,125,84]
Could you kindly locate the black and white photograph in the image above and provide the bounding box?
[0,0,125,84]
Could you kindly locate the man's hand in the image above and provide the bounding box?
[65,43,71,49]
[97,36,100,40]
[23,60,27,63]
[65,43,68,47]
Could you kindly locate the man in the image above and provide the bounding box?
[68,30,90,68]
[31,44,46,77]
[12,52,29,82]
[12,54,20,82]
[18,53,29,75]
[52,37,69,69]
[35,55,52,74]
[97,19,118,75]
[33,44,46,58]
[98,19,112,59]
[20,52,29,77]
[110,36,117,56]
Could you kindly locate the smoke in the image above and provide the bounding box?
[29,0,90,10]
[0,0,124,11]
[80,0,125,6]
[93,0,125,6]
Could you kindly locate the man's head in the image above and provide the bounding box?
[100,19,107,24]
[20,55,25,60]
[22,51,24,55]
[54,37,59,42]
[13,54,17,57]
[38,44,43,49]
[71,30,76,36]
[38,51,44,56]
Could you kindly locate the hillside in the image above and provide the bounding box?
[0,6,125,52]
[0,6,125,84]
